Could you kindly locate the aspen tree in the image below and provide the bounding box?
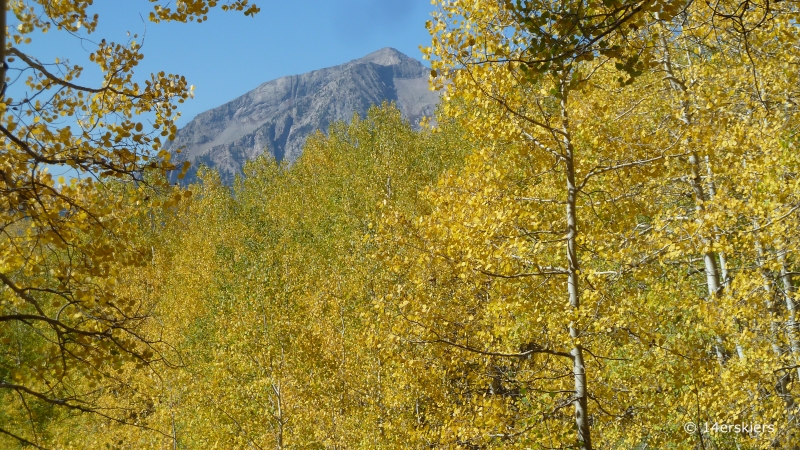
[0,1,258,446]
[419,0,800,447]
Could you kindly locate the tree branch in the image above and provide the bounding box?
[416,337,574,360]
[0,426,48,450]
[8,47,139,98]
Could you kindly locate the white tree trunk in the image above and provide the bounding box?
[779,251,800,381]
[755,233,795,408]
[661,36,725,362]
[0,0,5,96]
[560,91,592,450]
[705,157,730,288]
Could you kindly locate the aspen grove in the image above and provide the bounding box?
[3,0,800,449]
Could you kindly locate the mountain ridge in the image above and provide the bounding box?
[167,48,440,184]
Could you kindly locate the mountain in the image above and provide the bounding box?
[167,48,440,184]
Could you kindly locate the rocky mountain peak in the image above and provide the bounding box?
[357,47,407,66]
[168,48,440,185]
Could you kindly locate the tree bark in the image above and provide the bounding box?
[661,34,726,363]
[560,89,592,450]
[0,0,8,99]
[0,0,6,97]
[755,232,795,408]
[755,236,784,358]
[705,157,730,288]
[660,36,722,297]
[779,251,800,381]
[687,154,722,298]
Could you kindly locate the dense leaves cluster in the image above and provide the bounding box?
[4,0,800,449]
[0,1,253,448]
[36,106,470,449]
[416,0,800,448]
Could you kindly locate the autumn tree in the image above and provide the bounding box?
[75,104,470,449]
[386,0,800,448]
[5,0,798,448]
[0,1,258,447]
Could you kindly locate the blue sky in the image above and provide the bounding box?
[16,0,435,126]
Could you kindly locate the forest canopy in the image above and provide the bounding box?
[3,0,800,449]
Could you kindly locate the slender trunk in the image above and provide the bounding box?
[779,251,800,381]
[691,155,723,363]
[661,36,721,297]
[755,235,783,358]
[171,403,178,450]
[705,157,744,363]
[705,157,729,288]
[719,253,730,289]
[755,232,795,408]
[688,154,722,297]
[560,90,592,450]
[661,35,725,362]
[0,0,6,97]
[275,347,285,450]
[274,382,284,450]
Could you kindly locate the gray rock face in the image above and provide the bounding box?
[167,48,440,184]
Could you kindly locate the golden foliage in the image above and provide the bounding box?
[5,0,800,449]
[0,1,257,447]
